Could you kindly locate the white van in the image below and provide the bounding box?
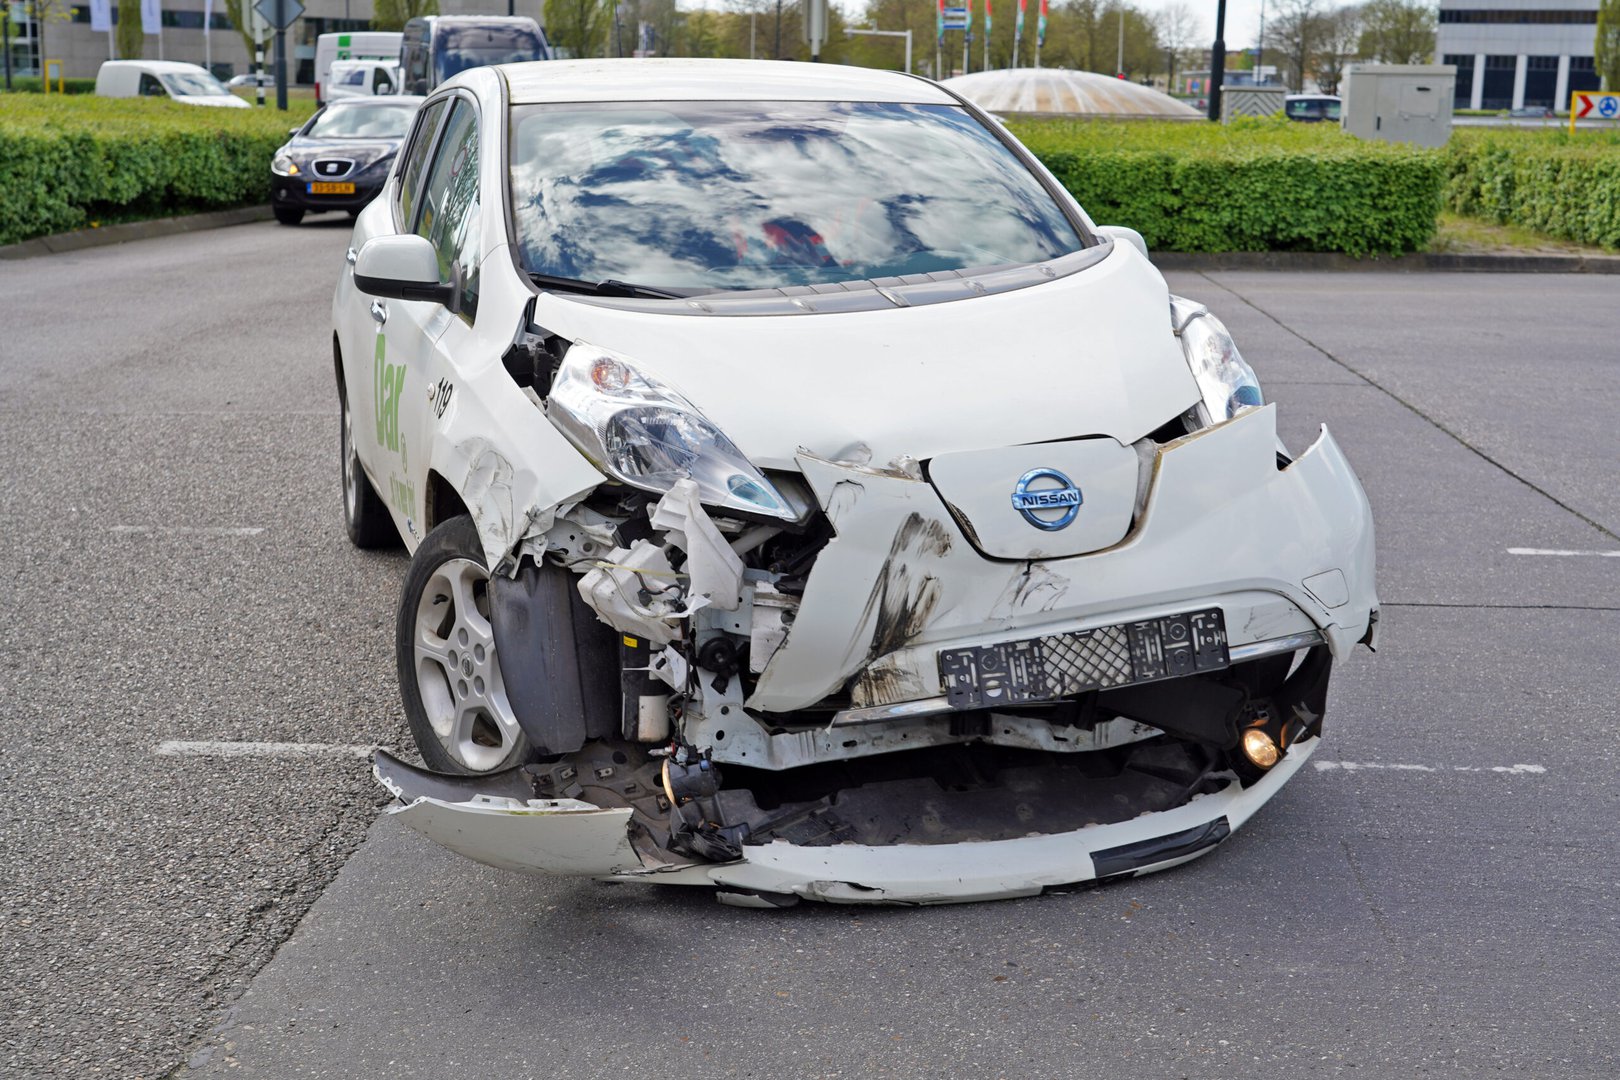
[94,60,249,108]
[314,31,403,104]
[326,59,400,100]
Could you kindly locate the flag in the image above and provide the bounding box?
[1014,0,1025,52]
[984,0,991,35]
[140,0,161,35]
[89,0,111,31]
[202,0,212,34]
[937,0,945,46]
[1036,0,1047,46]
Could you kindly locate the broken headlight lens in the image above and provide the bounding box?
[547,347,797,521]
[1177,308,1263,424]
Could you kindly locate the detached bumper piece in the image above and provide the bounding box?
[374,651,1330,905]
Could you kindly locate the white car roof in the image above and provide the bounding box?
[101,59,213,74]
[502,58,957,106]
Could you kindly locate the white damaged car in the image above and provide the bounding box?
[334,58,1379,906]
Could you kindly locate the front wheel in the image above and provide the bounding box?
[397,516,534,774]
[273,206,304,226]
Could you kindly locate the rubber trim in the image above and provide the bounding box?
[1091,816,1232,879]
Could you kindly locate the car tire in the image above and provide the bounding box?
[274,207,305,226]
[397,516,536,775]
[339,384,398,549]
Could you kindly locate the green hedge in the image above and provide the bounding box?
[1445,128,1620,251]
[1,76,99,93]
[1008,116,1448,257]
[0,96,313,246]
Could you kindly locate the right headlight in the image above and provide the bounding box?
[546,345,797,523]
[271,150,299,176]
[1171,296,1263,424]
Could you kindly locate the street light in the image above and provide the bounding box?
[845,25,913,73]
[1208,0,1227,121]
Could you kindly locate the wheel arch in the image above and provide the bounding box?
[425,470,471,532]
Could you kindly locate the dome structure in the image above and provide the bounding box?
[942,68,1201,119]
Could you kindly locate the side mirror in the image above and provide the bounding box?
[353,234,453,306]
[288,125,301,136]
[1096,225,1149,259]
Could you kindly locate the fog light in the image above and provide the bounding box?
[1242,728,1280,769]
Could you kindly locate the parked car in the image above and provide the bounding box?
[1506,106,1554,118]
[398,15,549,96]
[339,59,1379,907]
[270,96,424,225]
[1284,93,1341,122]
[314,31,402,104]
[95,60,249,108]
[328,59,400,100]
[226,71,273,88]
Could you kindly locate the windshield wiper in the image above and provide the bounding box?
[527,273,684,300]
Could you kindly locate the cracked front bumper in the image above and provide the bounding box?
[375,737,1320,904]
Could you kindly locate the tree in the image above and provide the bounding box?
[373,0,438,33]
[30,0,73,75]
[1263,0,1327,91]
[1599,0,1620,90]
[1356,0,1433,64]
[222,0,263,65]
[545,0,610,57]
[116,0,144,58]
[1314,5,1361,94]
[1154,1,1201,85]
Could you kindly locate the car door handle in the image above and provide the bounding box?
[370,300,388,325]
[346,247,357,266]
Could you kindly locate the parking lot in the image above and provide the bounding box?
[2,221,1617,1078]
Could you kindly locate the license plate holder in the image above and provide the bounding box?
[939,608,1230,710]
[307,181,355,194]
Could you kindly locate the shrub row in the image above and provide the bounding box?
[0,96,311,246]
[1,76,99,93]
[1444,128,1620,251]
[1007,116,1448,257]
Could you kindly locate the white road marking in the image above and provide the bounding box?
[1314,760,1546,775]
[155,740,374,760]
[111,526,266,537]
[1507,547,1620,558]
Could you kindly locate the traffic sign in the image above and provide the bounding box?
[253,0,301,31]
[942,5,968,28]
[1569,91,1620,132]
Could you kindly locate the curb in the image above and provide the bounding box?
[0,205,275,260]
[1151,250,1620,274]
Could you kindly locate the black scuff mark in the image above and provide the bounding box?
[848,513,953,693]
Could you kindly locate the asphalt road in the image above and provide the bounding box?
[3,223,1618,1079]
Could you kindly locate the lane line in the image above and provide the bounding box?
[1314,760,1546,775]
[1508,547,1620,558]
[111,526,266,537]
[155,740,374,759]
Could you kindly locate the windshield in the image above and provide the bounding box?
[1287,98,1341,120]
[160,71,230,97]
[435,26,545,83]
[509,101,1086,292]
[306,103,418,139]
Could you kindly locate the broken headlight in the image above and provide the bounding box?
[547,345,797,522]
[1171,297,1263,424]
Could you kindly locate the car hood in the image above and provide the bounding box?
[285,138,400,169]
[180,94,249,107]
[530,241,1201,470]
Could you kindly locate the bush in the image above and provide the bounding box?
[1445,127,1620,251]
[1,76,99,94]
[1007,116,1448,256]
[0,96,315,245]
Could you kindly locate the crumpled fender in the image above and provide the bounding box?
[424,367,603,572]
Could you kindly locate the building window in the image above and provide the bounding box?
[1440,9,1597,23]
[1445,53,1475,107]
[1481,54,1516,110]
[1569,55,1602,95]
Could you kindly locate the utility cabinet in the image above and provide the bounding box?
[1342,64,1457,147]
